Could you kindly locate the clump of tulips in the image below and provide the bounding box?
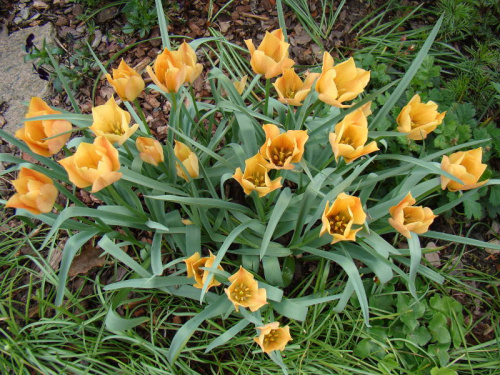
[1,13,498,372]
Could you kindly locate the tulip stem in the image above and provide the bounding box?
[189,85,200,119]
[133,99,150,135]
[263,79,271,117]
[122,142,134,160]
[252,192,266,222]
[106,184,145,219]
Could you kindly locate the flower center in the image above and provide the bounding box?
[271,147,293,167]
[247,173,266,187]
[231,283,252,302]
[328,212,350,234]
[263,329,280,344]
[403,211,417,225]
[340,136,354,146]
[112,122,124,135]
[285,88,296,99]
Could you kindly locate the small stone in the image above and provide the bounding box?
[33,1,49,9]
[96,7,118,23]
[73,4,83,17]
[55,16,68,27]
[19,7,31,20]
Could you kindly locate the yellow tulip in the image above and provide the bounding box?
[105,59,145,102]
[396,94,446,140]
[136,137,164,166]
[174,140,199,181]
[259,124,308,170]
[316,52,370,108]
[15,97,72,157]
[233,153,282,197]
[225,266,267,312]
[329,103,379,163]
[5,167,58,215]
[245,29,295,79]
[320,193,366,244]
[59,136,122,193]
[388,192,437,239]
[254,322,292,353]
[146,42,202,93]
[184,252,223,290]
[89,97,139,145]
[441,147,488,192]
[273,69,319,106]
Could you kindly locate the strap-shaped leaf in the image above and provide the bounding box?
[167,295,232,363]
[260,188,292,259]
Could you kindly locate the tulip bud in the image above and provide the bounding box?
[174,140,199,181]
[6,167,58,215]
[136,137,164,166]
[245,29,295,79]
[15,97,72,157]
[396,94,446,140]
[441,148,488,192]
[389,193,437,238]
[105,59,145,102]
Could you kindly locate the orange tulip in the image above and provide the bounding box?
[245,29,295,79]
[396,94,446,140]
[274,69,319,106]
[5,167,58,215]
[389,193,437,239]
[184,252,223,290]
[15,97,72,157]
[174,140,199,181]
[316,52,370,108]
[136,137,164,166]
[59,136,122,193]
[233,153,282,197]
[254,322,292,353]
[441,148,488,192]
[329,103,378,163]
[147,42,202,93]
[89,97,138,145]
[225,266,267,312]
[320,193,366,244]
[259,124,308,170]
[105,59,145,102]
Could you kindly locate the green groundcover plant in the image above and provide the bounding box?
[1,3,499,374]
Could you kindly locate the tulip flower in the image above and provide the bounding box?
[396,94,446,140]
[316,52,370,108]
[174,140,199,181]
[233,75,248,95]
[389,192,437,239]
[233,153,282,197]
[15,97,72,157]
[329,103,378,163]
[147,42,202,93]
[89,97,139,145]
[105,59,145,102]
[259,124,308,170]
[225,266,267,312]
[245,29,295,79]
[441,147,488,192]
[273,69,319,106]
[320,193,366,244]
[59,136,122,193]
[5,167,58,215]
[184,252,223,290]
[254,322,292,353]
[136,137,164,166]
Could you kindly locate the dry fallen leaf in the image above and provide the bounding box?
[68,243,106,277]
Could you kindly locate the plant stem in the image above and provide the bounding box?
[133,98,150,135]
[263,78,271,117]
[252,192,266,222]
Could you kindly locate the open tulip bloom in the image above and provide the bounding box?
[4,17,500,370]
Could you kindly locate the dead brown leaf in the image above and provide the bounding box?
[68,243,106,277]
